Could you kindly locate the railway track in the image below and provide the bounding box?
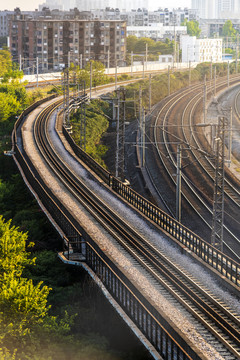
[146,74,240,261]
[31,95,240,359]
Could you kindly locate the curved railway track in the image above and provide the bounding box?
[146,75,240,261]
[32,96,240,359]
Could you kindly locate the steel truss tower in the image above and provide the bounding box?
[211,116,227,252]
[115,87,126,180]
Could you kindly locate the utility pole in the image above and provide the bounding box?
[80,85,83,149]
[83,81,86,151]
[90,60,92,100]
[131,51,133,76]
[141,107,146,167]
[115,59,118,90]
[211,117,227,252]
[236,33,239,73]
[168,65,171,96]
[189,61,191,87]
[115,87,126,180]
[115,90,120,178]
[210,57,213,80]
[134,90,137,117]
[228,107,232,167]
[176,42,179,66]
[145,43,148,72]
[214,66,217,96]
[62,71,66,126]
[173,11,176,69]
[66,68,70,127]
[139,86,142,126]
[79,81,86,150]
[107,49,110,74]
[36,57,39,88]
[227,60,230,88]
[149,74,152,112]
[176,144,182,222]
[19,54,22,71]
[139,106,146,168]
[203,75,207,123]
[79,54,82,69]
[68,51,70,69]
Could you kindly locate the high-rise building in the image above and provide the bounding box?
[192,0,240,18]
[191,0,216,18]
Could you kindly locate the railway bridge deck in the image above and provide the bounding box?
[12,88,240,360]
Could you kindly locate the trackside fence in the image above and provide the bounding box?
[111,177,240,287]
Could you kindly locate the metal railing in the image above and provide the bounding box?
[111,177,240,287]
[61,122,240,288]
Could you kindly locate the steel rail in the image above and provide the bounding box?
[185,86,240,205]
[163,77,240,253]
[33,98,240,359]
[152,75,240,259]
[169,82,240,257]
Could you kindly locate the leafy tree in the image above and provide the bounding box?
[133,37,155,53]
[0,217,52,354]
[222,20,236,38]
[126,35,138,52]
[0,50,23,83]
[0,92,22,122]
[68,61,108,89]
[84,60,108,86]
[0,50,12,77]
[182,19,201,37]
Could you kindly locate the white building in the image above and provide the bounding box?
[181,35,222,62]
[74,0,148,11]
[127,24,187,40]
[159,54,173,63]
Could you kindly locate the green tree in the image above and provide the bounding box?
[0,92,22,122]
[222,20,236,38]
[126,35,138,52]
[0,216,51,354]
[0,50,23,83]
[182,19,201,37]
[0,50,12,77]
[133,37,155,53]
[73,60,108,88]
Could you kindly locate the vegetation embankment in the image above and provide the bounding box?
[70,61,237,167]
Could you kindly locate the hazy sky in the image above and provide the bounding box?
[0,0,191,11]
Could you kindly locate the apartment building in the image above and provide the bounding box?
[9,11,126,72]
